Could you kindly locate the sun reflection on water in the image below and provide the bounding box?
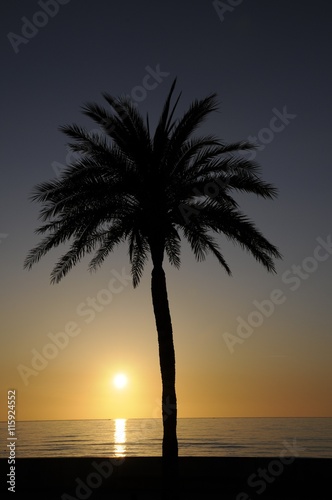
[114,418,126,457]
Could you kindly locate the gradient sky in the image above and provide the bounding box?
[1,0,332,421]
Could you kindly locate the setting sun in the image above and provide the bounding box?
[113,373,128,390]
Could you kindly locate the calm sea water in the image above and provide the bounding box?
[1,418,331,459]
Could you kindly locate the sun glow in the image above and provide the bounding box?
[113,373,128,390]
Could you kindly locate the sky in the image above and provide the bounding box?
[1,0,332,421]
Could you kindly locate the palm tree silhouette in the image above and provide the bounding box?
[24,79,281,475]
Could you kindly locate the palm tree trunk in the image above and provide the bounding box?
[151,262,178,473]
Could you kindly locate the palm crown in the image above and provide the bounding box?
[24,79,281,284]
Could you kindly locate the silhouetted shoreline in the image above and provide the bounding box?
[1,456,330,499]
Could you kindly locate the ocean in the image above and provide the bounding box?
[1,418,331,459]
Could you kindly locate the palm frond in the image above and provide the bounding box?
[88,223,128,272]
[101,94,152,164]
[187,200,282,272]
[166,94,219,164]
[165,227,181,268]
[128,229,150,287]
[181,222,231,274]
[153,78,179,150]
[25,79,281,286]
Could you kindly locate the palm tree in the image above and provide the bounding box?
[24,79,281,474]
